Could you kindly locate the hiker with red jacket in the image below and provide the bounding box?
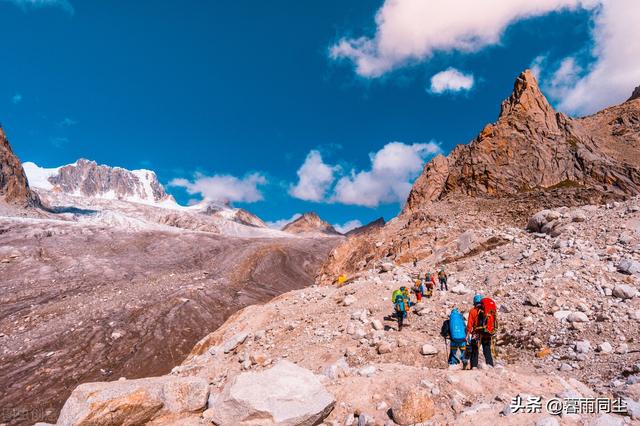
[466,294,496,369]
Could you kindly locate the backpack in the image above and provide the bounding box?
[440,319,450,338]
[449,309,466,341]
[478,297,498,335]
[395,295,408,313]
[392,289,402,304]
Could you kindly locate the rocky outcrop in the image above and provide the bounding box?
[56,376,209,425]
[345,217,385,236]
[46,159,173,203]
[234,208,268,228]
[629,85,640,102]
[282,212,340,235]
[0,127,40,207]
[404,70,640,214]
[210,360,335,426]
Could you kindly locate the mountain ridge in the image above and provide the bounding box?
[282,212,341,235]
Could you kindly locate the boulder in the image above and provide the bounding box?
[597,342,613,353]
[342,295,357,306]
[613,284,637,299]
[379,262,395,273]
[210,360,335,426]
[624,398,640,420]
[392,388,435,425]
[420,344,439,356]
[56,376,209,425]
[567,312,589,323]
[371,319,384,331]
[574,341,591,354]
[617,258,640,276]
[527,210,564,236]
[553,310,572,321]
[223,332,249,353]
[377,342,393,355]
[450,284,470,295]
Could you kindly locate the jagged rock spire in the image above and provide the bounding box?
[629,85,640,102]
[499,69,557,128]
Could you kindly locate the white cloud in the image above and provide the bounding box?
[331,141,441,207]
[266,213,302,230]
[169,172,267,204]
[529,55,547,79]
[11,93,22,104]
[330,0,597,78]
[3,0,74,13]
[554,0,640,114]
[58,117,78,127]
[543,57,583,100]
[289,150,337,202]
[429,68,474,94]
[333,219,363,234]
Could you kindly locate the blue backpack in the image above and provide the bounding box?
[449,309,466,342]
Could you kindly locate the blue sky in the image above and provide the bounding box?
[1,0,638,230]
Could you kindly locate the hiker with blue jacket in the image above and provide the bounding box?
[440,308,468,368]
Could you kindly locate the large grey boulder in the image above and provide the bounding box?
[56,376,209,425]
[527,210,564,236]
[210,360,335,426]
[617,258,640,276]
[613,284,637,299]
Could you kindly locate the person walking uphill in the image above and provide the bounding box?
[392,287,412,331]
[438,267,448,291]
[467,294,497,369]
[412,277,424,303]
[440,308,468,368]
[424,272,436,298]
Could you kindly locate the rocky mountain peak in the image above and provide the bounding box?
[498,69,556,125]
[282,212,339,235]
[629,85,640,101]
[402,69,640,215]
[0,127,40,207]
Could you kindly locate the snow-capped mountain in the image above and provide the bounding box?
[23,159,175,206]
[21,159,282,236]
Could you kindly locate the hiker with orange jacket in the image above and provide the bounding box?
[466,294,496,369]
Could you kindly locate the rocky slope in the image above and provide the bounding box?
[0,127,40,208]
[282,212,341,235]
[46,198,640,425]
[318,71,640,283]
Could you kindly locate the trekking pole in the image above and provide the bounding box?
[443,336,449,364]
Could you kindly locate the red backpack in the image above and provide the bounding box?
[479,297,498,334]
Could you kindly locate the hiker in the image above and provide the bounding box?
[393,286,412,331]
[412,277,424,302]
[467,294,497,369]
[440,308,468,368]
[438,267,448,291]
[424,272,436,298]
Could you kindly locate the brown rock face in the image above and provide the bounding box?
[282,212,340,235]
[0,127,40,207]
[404,70,640,215]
